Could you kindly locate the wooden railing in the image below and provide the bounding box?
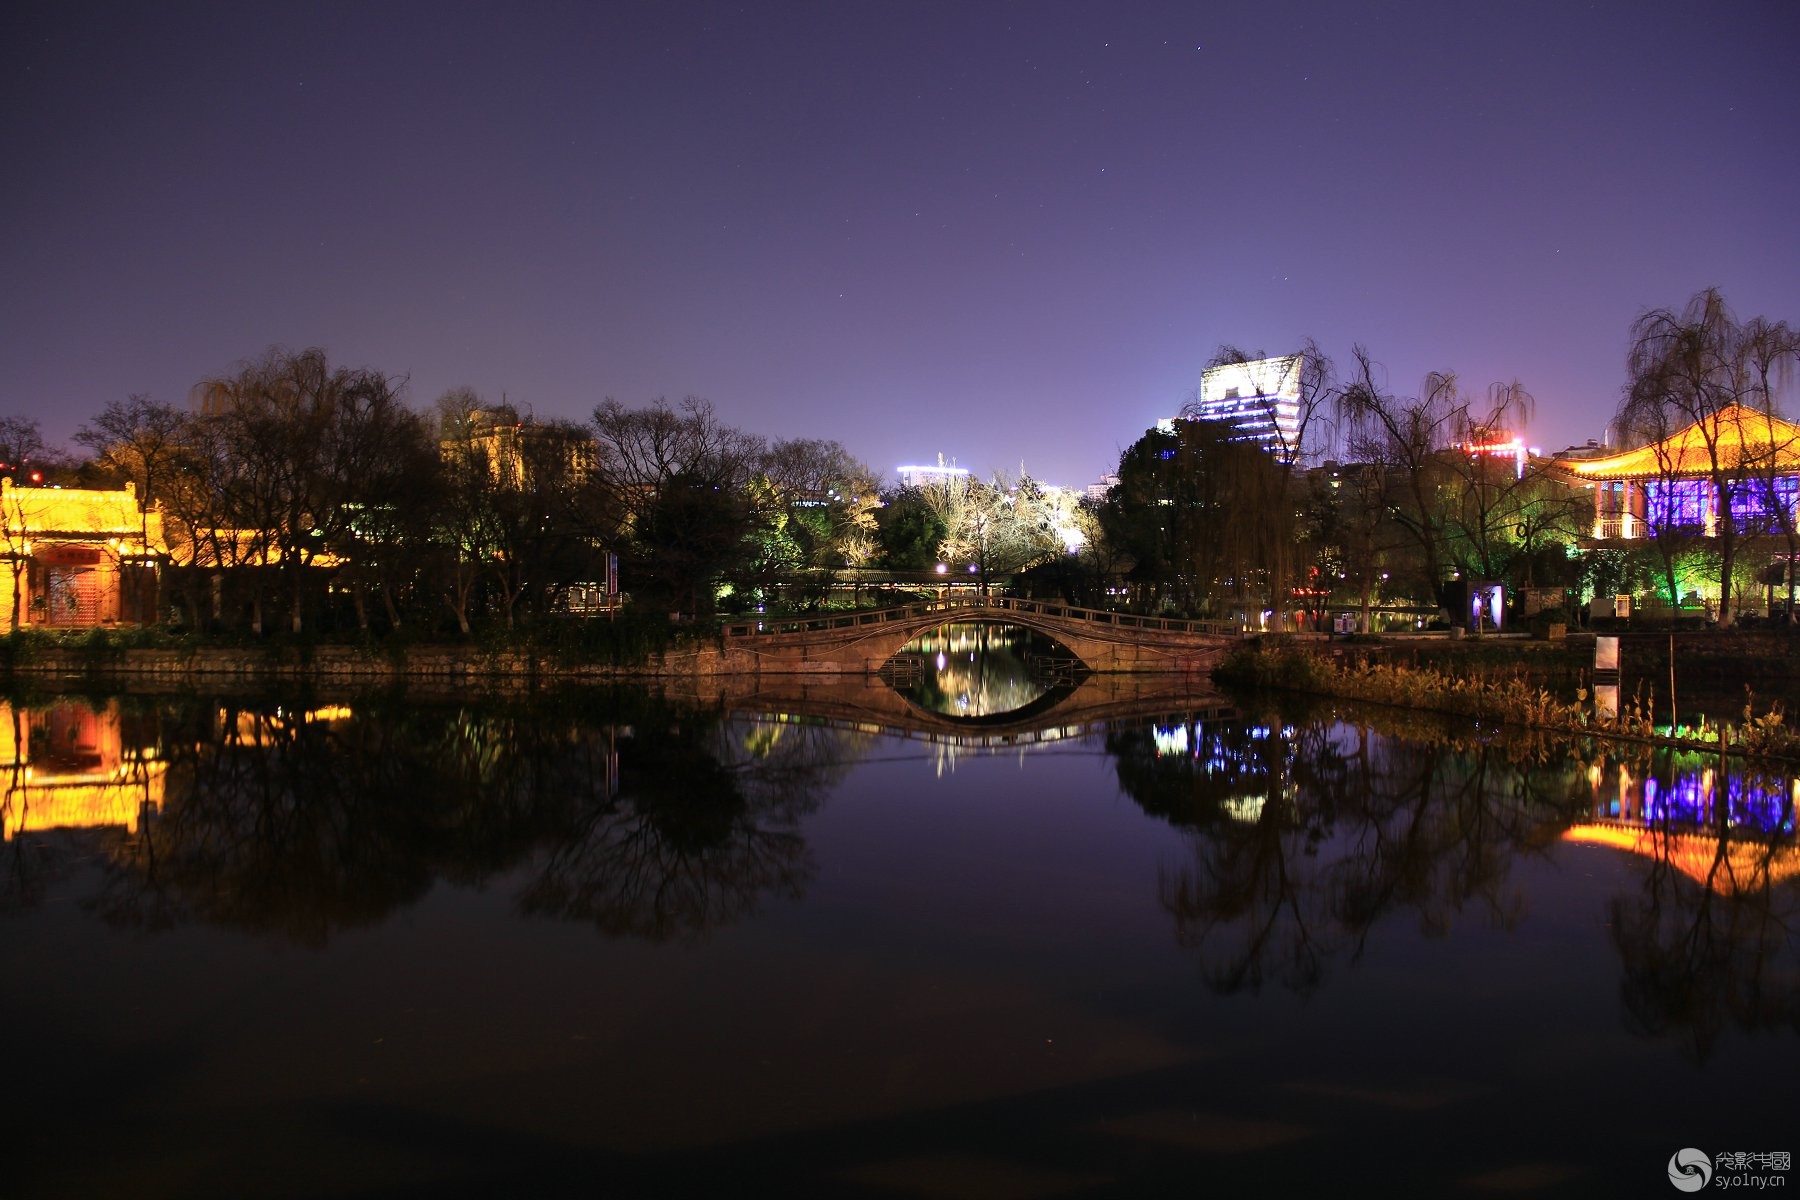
[722,595,1242,640]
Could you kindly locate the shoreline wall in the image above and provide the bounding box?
[0,644,820,684]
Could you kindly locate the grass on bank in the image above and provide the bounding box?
[1216,640,1800,761]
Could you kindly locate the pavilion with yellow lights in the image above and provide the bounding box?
[1553,405,1800,542]
[0,478,166,629]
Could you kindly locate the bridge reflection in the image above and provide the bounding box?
[714,672,1236,748]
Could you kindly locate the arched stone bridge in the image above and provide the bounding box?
[720,595,1241,674]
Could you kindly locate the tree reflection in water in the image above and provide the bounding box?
[519,717,865,942]
[53,691,867,946]
[1116,699,1800,1054]
[11,685,1799,1054]
[1581,754,1800,1061]
[92,696,580,943]
[1112,703,1601,996]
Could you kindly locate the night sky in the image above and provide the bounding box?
[6,0,1797,487]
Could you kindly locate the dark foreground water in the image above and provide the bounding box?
[2,679,1796,1199]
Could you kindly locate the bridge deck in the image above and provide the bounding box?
[722,595,1240,642]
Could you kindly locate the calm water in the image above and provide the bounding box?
[3,667,1797,1198]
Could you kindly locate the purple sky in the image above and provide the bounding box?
[5,0,1797,488]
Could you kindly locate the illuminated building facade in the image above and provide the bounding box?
[1194,354,1305,460]
[1552,405,1800,542]
[897,460,970,489]
[1455,429,1532,479]
[0,479,166,628]
[445,405,598,487]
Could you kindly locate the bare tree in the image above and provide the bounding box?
[194,347,420,633]
[1738,318,1800,618]
[1615,290,1797,626]
[75,396,193,623]
[1439,381,1535,581]
[590,397,764,616]
[1334,348,1467,609]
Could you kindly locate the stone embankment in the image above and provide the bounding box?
[3,643,877,685]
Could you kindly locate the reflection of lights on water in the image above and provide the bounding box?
[902,622,1056,719]
[1726,776,1797,834]
[1223,794,1265,823]
[1608,766,1796,835]
[1152,724,1189,757]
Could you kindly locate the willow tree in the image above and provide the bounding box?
[1438,380,1537,582]
[1739,317,1800,618]
[1192,342,1336,630]
[1335,349,1535,614]
[742,438,882,606]
[1615,290,1798,626]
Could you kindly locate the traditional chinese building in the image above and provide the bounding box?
[1551,405,1800,542]
[0,479,167,628]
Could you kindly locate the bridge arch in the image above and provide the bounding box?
[721,596,1239,675]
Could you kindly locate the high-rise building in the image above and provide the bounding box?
[1194,354,1304,460]
[896,457,969,489]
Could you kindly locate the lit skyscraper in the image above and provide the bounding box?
[1194,354,1304,461]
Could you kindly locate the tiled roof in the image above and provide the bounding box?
[1554,405,1800,480]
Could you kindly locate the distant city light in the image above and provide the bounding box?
[897,463,971,488]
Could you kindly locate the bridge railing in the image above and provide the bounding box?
[721,595,1242,640]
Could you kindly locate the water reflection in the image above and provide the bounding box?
[1115,700,1800,1047]
[895,621,1076,717]
[0,697,166,914]
[5,686,1798,1060]
[519,717,862,941]
[1608,831,1800,1060]
[1557,746,1800,1059]
[0,693,869,945]
[1112,705,1592,994]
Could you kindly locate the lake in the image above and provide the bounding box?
[2,666,1795,1198]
